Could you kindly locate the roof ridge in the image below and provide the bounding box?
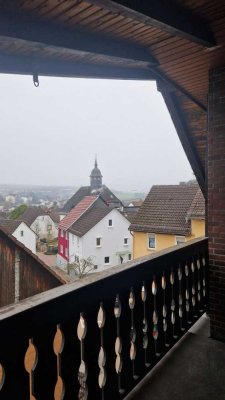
[59,195,98,231]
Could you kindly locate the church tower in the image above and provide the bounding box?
[90,156,103,190]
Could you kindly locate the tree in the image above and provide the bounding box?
[66,257,95,279]
[9,204,27,220]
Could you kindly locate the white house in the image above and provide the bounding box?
[57,196,132,271]
[0,219,36,253]
[18,206,59,240]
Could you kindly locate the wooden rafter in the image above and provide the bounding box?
[88,0,216,48]
[0,11,157,67]
[0,52,155,80]
[152,68,207,112]
[159,86,206,195]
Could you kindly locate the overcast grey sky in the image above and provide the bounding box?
[0,74,193,192]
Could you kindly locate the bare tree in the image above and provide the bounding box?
[66,257,95,279]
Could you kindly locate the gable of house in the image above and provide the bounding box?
[0,219,37,253]
[68,207,132,270]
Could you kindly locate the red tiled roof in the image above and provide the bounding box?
[69,198,112,237]
[59,196,97,231]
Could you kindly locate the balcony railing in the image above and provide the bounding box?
[0,237,208,399]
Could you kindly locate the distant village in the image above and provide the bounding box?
[0,158,205,280]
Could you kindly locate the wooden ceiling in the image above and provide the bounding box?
[0,0,225,194]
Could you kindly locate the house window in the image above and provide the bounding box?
[75,255,79,263]
[96,237,101,247]
[60,245,63,253]
[104,256,110,264]
[47,224,52,231]
[128,253,132,260]
[20,230,24,237]
[176,236,185,245]
[148,234,156,249]
[124,237,128,245]
[108,219,113,227]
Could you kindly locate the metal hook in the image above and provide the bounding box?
[33,73,39,87]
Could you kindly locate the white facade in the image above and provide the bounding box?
[13,222,36,254]
[31,215,58,239]
[66,209,132,272]
[5,195,16,204]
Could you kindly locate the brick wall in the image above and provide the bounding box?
[208,66,225,341]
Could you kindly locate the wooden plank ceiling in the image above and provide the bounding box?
[0,0,225,194]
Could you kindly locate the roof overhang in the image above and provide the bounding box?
[0,2,224,195]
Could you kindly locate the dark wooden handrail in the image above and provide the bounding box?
[0,238,208,399]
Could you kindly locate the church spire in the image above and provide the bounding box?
[90,156,103,190]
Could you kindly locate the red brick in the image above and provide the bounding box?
[208,66,225,341]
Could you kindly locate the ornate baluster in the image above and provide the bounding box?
[185,263,191,324]
[0,364,5,392]
[152,276,160,356]
[24,339,38,400]
[161,273,169,347]
[141,283,150,367]
[53,324,65,400]
[191,260,197,318]
[77,314,88,400]
[97,303,107,400]
[202,256,207,307]
[170,269,177,339]
[129,288,138,379]
[178,266,185,331]
[114,295,124,394]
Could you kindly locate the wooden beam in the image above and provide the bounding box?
[0,52,155,80]
[152,68,207,112]
[159,87,206,195]
[89,0,216,48]
[0,11,157,67]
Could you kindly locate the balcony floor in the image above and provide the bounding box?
[126,315,225,400]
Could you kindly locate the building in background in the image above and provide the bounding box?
[60,158,123,218]
[57,195,132,271]
[130,184,205,259]
[17,206,59,240]
[0,219,37,253]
